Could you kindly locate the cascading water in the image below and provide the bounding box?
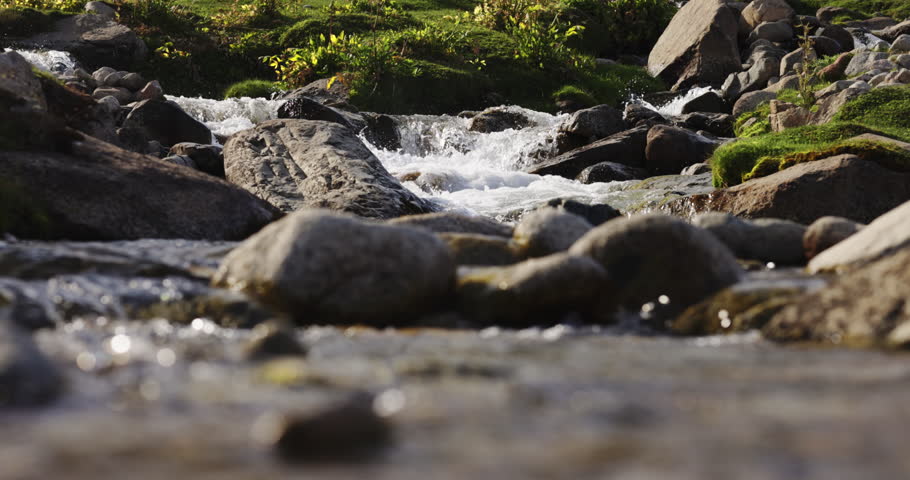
[628,85,716,117]
[5,47,78,75]
[166,95,286,138]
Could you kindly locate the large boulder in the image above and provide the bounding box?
[740,0,794,30]
[676,154,910,225]
[803,216,863,260]
[387,212,512,237]
[456,253,608,325]
[223,119,436,218]
[0,52,46,113]
[1,132,280,240]
[747,20,794,44]
[276,94,366,133]
[526,126,649,178]
[513,208,592,257]
[692,212,806,264]
[568,214,743,315]
[807,200,910,273]
[645,125,720,176]
[647,0,742,91]
[873,20,910,43]
[212,209,455,324]
[815,25,854,53]
[122,99,213,147]
[764,247,910,348]
[17,14,147,70]
[280,77,353,111]
[845,51,890,78]
[556,104,626,153]
[468,107,532,133]
[733,91,776,117]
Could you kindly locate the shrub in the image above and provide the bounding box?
[562,0,676,56]
[552,85,595,108]
[224,79,280,98]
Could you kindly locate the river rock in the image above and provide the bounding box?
[362,113,401,151]
[271,395,392,462]
[807,200,910,273]
[18,13,147,71]
[769,100,811,132]
[692,212,807,264]
[245,321,307,362]
[161,154,197,169]
[282,77,353,111]
[85,1,116,18]
[212,209,454,324]
[733,91,776,117]
[892,35,910,54]
[680,91,727,114]
[456,253,608,325]
[747,21,794,44]
[723,54,782,101]
[576,161,647,183]
[647,0,742,91]
[0,51,47,113]
[0,322,63,407]
[468,107,532,133]
[741,0,794,30]
[674,112,735,137]
[803,216,863,260]
[845,51,890,77]
[873,20,910,43]
[224,119,436,218]
[556,104,626,153]
[387,212,512,237]
[168,143,224,178]
[779,48,816,78]
[137,80,164,101]
[543,198,622,226]
[440,233,521,266]
[513,208,592,257]
[277,94,366,133]
[92,86,132,104]
[810,36,843,57]
[677,154,910,225]
[527,126,649,178]
[682,163,712,175]
[764,246,910,348]
[568,214,743,315]
[623,103,668,128]
[645,125,719,176]
[816,6,856,24]
[811,81,871,124]
[122,99,212,147]
[0,132,280,240]
[816,25,854,53]
[119,72,146,91]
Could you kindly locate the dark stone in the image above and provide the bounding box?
[645,125,720,176]
[544,198,622,226]
[168,143,224,178]
[245,321,307,361]
[680,91,728,114]
[362,113,401,151]
[388,212,512,237]
[556,104,626,153]
[576,161,647,183]
[277,95,366,133]
[122,99,212,148]
[816,25,854,52]
[674,112,735,138]
[624,103,668,128]
[526,126,649,178]
[468,107,532,133]
[811,35,844,57]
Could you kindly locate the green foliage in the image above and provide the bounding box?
[1,0,82,12]
[562,0,676,56]
[224,79,280,98]
[505,12,585,69]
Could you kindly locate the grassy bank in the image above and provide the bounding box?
[1,0,675,113]
[712,86,910,187]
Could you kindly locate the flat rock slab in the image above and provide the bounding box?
[675,155,910,224]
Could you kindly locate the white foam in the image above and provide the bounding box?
[6,48,78,75]
[166,95,285,137]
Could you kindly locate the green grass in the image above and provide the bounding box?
[224,79,280,98]
[786,0,910,20]
[712,86,910,187]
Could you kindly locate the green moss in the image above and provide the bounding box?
[734,103,772,138]
[224,79,280,98]
[0,178,50,238]
[712,85,910,187]
[279,12,419,47]
[552,85,596,108]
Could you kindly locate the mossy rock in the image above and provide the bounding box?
[670,284,807,336]
[224,79,280,99]
[834,85,910,129]
[0,178,50,238]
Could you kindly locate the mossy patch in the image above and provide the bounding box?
[786,0,910,20]
[712,86,910,187]
[224,79,280,98]
[734,103,772,138]
[552,85,596,109]
[742,139,910,181]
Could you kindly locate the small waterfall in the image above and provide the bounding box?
[629,86,716,117]
[166,95,286,137]
[5,48,78,75]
